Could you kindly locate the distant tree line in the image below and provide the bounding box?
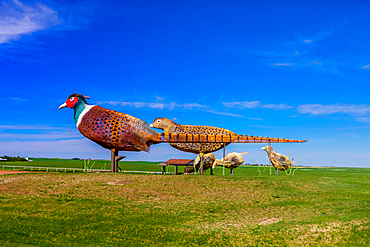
[245,163,269,166]
[0,155,27,162]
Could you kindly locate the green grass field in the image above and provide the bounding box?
[1,159,369,246]
[0,158,162,173]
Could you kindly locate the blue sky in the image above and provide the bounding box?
[1,0,370,167]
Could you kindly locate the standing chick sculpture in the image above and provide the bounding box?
[261,145,292,171]
[212,152,249,169]
[184,153,216,173]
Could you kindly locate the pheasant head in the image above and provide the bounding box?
[261,145,273,155]
[150,118,177,133]
[58,94,91,125]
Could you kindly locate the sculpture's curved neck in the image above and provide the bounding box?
[73,100,87,125]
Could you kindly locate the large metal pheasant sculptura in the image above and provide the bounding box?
[150,118,306,155]
[59,94,307,172]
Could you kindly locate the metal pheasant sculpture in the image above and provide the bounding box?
[150,118,237,154]
[59,93,162,172]
[150,118,307,155]
[59,94,307,172]
[59,94,159,152]
[261,145,293,171]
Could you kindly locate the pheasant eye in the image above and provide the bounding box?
[70,97,75,101]
[157,120,161,123]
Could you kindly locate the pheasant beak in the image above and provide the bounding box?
[261,147,266,151]
[58,102,67,110]
[149,124,154,127]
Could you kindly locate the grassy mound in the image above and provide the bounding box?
[0,166,369,246]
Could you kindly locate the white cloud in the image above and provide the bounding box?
[310,61,322,65]
[248,125,284,129]
[295,29,335,44]
[0,124,81,142]
[262,103,293,110]
[356,117,370,123]
[273,63,294,66]
[223,101,261,109]
[0,131,81,140]
[11,97,28,101]
[223,101,293,111]
[297,103,370,116]
[202,110,247,119]
[181,103,207,109]
[361,64,370,69]
[0,0,61,44]
[155,96,165,101]
[0,124,68,130]
[98,101,207,110]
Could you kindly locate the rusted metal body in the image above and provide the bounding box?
[150,118,235,154]
[78,106,159,152]
[150,118,306,155]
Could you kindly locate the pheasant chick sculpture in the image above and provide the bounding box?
[212,152,249,169]
[261,145,292,171]
[184,153,216,173]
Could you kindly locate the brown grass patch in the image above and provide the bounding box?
[258,217,282,225]
[107,179,131,185]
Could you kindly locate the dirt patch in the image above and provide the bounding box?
[107,179,131,185]
[0,170,35,175]
[258,218,282,225]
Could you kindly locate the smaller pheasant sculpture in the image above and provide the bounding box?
[150,118,307,155]
[150,118,236,155]
[261,145,293,171]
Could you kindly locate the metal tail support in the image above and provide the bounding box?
[111,149,126,173]
[223,144,226,176]
[153,133,307,143]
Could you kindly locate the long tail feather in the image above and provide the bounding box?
[152,133,307,143]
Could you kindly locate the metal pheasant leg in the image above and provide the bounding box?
[111,149,125,172]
